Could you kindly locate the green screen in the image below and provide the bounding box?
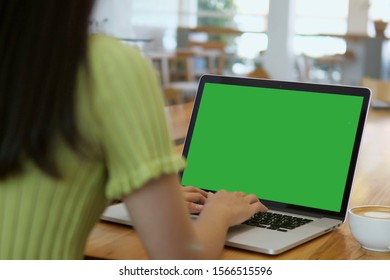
[181,83,364,212]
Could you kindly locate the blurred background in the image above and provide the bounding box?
[90,0,390,104]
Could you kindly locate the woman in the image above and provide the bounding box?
[0,1,267,259]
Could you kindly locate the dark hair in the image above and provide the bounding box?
[0,0,96,179]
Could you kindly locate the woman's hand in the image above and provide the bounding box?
[204,190,268,227]
[182,186,208,214]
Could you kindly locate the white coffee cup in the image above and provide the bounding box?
[348,205,390,252]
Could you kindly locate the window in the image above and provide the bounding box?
[295,0,349,35]
[369,0,390,22]
[178,0,269,31]
[101,0,269,60]
[187,0,270,74]
[368,0,390,36]
[92,0,269,74]
[127,0,180,50]
[294,0,349,57]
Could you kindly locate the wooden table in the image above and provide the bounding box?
[85,104,390,260]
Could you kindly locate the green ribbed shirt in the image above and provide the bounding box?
[0,35,185,259]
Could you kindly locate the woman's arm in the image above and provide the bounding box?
[122,173,267,259]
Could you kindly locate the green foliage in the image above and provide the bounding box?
[198,0,237,28]
[198,0,235,11]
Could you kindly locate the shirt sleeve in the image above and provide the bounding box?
[89,36,186,200]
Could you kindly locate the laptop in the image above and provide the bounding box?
[101,75,371,255]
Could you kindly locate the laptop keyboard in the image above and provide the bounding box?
[243,211,313,232]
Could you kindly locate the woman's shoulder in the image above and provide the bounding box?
[88,34,142,62]
[83,34,159,104]
[88,34,123,50]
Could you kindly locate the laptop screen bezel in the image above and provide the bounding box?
[180,74,371,221]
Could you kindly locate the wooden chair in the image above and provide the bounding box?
[361,77,390,107]
[187,40,226,76]
[297,51,354,83]
[163,50,198,105]
[163,26,232,104]
[164,40,227,104]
